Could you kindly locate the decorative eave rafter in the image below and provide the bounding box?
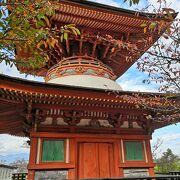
[0,74,177,137]
[0,74,153,113]
[16,0,176,78]
[54,0,173,34]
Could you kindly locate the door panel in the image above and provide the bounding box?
[99,143,110,178]
[78,142,114,179]
[78,143,99,178]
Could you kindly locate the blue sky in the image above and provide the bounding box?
[0,0,179,162]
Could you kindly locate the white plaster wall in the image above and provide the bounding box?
[48,75,122,91]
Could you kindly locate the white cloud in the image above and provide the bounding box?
[117,78,158,92]
[91,0,180,15]
[161,133,180,142]
[116,64,160,92]
[151,139,180,157]
[0,135,29,156]
[151,123,180,157]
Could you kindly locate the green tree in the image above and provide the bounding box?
[156,148,180,173]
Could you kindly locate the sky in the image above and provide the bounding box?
[0,0,180,163]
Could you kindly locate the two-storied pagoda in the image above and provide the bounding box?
[0,0,176,179]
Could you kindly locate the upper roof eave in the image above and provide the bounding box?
[61,0,178,20]
[16,0,178,78]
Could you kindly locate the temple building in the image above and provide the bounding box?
[0,0,177,179]
[0,164,17,180]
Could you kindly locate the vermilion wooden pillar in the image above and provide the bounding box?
[28,138,37,180]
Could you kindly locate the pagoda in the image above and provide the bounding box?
[0,0,177,179]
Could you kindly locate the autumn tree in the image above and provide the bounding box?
[120,0,180,124]
[137,8,180,93]
[124,0,180,93]
[0,0,79,69]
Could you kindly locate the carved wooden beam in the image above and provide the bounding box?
[66,39,70,55]
[102,45,110,59]
[63,110,83,126]
[108,113,122,128]
[125,32,130,41]
[79,40,83,55]
[89,118,100,127]
[22,101,34,136]
[146,118,153,135]
[34,109,40,132]
[25,101,33,124]
[92,42,97,57]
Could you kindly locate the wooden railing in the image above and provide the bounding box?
[169,171,180,176]
[12,173,28,180]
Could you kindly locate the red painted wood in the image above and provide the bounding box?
[99,143,111,178]
[149,168,155,176]
[78,142,115,179]
[31,132,151,139]
[68,169,76,180]
[114,141,120,177]
[146,140,154,164]
[78,143,99,179]
[28,163,75,170]
[27,170,35,180]
[119,168,124,177]
[28,138,37,166]
[37,125,146,135]
[27,133,155,179]
[69,139,76,179]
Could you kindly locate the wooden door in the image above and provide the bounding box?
[78,142,114,179]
